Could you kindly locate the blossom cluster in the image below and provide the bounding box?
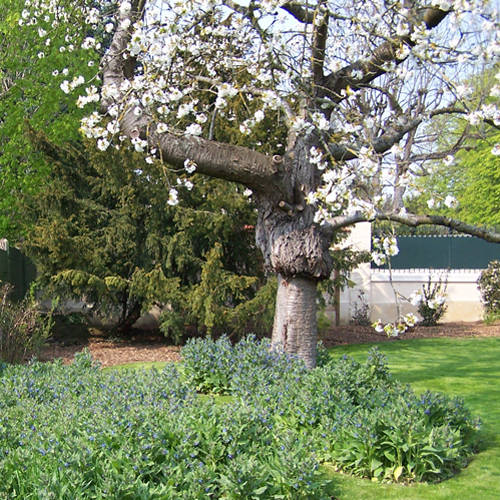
[372,312,419,337]
[20,0,499,220]
[373,274,448,335]
[371,235,399,266]
[409,289,447,311]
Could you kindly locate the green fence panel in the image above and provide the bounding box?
[0,250,8,284]
[372,235,500,270]
[0,246,37,300]
[450,237,499,269]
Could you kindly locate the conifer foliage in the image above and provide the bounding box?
[24,129,271,339]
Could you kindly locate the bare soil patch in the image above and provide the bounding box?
[39,321,500,367]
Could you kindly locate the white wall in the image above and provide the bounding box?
[369,269,483,323]
[337,222,372,324]
[334,223,486,325]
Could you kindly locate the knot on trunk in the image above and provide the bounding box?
[271,226,333,280]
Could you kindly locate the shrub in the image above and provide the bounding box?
[0,283,53,363]
[410,276,448,326]
[350,290,371,326]
[478,260,500,318]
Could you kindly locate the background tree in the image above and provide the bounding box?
[409,131,500,227]
[407,69,499,227]
[24,0,500,367]
[24,128,275,339]
[451,131,500,227]
[0,0,101,240]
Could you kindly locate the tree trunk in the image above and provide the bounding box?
[255,136,334,368]
[112,299,142,335]
[271,274,318,369]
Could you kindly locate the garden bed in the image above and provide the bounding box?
[1,337,483,498]
[38,321,500,367]
[320,320,500,347]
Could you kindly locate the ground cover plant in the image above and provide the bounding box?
[0,351,326,499]
[0,337,482,499]
[182,337,479,483]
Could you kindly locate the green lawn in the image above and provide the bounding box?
[109,336,500,499]
[326,337,500,500]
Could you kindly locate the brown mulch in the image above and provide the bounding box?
[319,320,500,348]
[39,321,500,368]
[39,330,182,368]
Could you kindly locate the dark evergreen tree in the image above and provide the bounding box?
[24,129,273,339]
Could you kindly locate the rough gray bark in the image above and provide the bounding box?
[255,136,333,278]
[253,136,334,368]
[271,275,318,369]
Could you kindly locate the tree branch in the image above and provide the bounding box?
[409,126,470,164]
[101,0,146,104]
[311,2,329,93]
[328,116,425,160]
[223,0,268,41]
[281,2,350,24]
[109,104,277,191]
[281,2,315,23]
[326,212,500,242]
[321,7,449,103]
[148,128,278,191]
[328,105,469,161]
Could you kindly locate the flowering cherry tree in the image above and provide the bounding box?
[21,0,499,367]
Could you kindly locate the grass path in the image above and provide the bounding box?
[326,337,500,500]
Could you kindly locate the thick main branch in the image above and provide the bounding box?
[148,128,278,190]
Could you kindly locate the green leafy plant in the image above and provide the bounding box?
[180,334,307,395]
[0,339,481,498]
[181,337,479,484]
[0,351,328,499]
[478,260,500,320]
[0,283,53,363]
